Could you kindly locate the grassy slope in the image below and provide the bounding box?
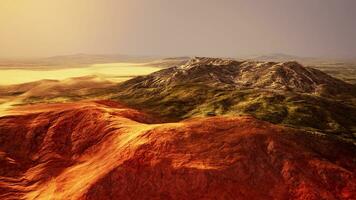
[2,75,355,141]
[112,83,356,140]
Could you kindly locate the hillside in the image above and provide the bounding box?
[113,57,356,139]
[120,57,355,95]
[0,101,355,199]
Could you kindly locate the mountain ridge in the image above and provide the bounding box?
[113,57,356,137]
[122,57,355,96]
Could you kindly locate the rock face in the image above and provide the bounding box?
[0,101,355,200]
[122,57,354,95]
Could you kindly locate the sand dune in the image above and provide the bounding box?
[0,76,117,115]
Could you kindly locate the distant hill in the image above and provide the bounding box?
[241,54,356,84]
[242,53,306,62]
[0,54,161,69]
[240,53,356,64]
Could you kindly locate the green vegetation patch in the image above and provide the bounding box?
[112,83,356,139]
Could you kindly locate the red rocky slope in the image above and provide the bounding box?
[0,101,355,199]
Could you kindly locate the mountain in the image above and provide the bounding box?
[121,57,354,95]
[113,57,356,139]
[0,101,355,199]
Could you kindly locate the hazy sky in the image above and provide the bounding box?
[0,0,355,58]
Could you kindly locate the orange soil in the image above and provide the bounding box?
[0,100,355,200]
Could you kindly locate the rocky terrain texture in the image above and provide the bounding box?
[121,57,355,96]
[0,101,355,200]
[113,57,356,139]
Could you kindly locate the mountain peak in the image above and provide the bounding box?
[181,57,241,69]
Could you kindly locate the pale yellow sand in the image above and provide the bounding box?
[0,63,160,85]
